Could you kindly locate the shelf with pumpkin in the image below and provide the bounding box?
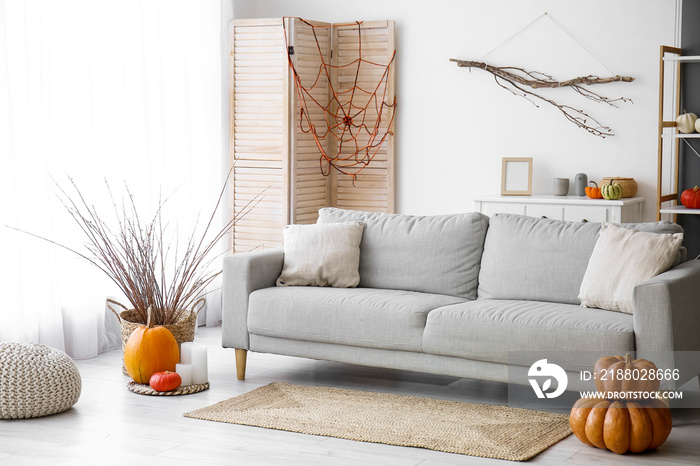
[660,110,700,138]
[659,185,700,214]
[657,48,700,218]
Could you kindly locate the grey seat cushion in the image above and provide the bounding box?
[422,299,634,370]
[317,208,490,299]
[248,287,466,352]
[477,214,684,304]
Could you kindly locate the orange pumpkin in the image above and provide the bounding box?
[681,186,700,209]
[149,371,182,392]
[593,353,660,396]
[124,307,179,384]
[570,397,672,454]
[585,181,603,199]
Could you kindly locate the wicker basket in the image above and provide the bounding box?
[108,299,205,375]
[600,177,638,198]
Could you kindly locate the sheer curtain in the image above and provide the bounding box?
[0,0,226,358]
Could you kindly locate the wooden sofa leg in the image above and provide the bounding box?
[235,349,248,380]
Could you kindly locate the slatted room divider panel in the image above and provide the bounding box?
[229,18,289,253]
[229,18,395,253]
[331,21,395,214]
[288,19,333,226]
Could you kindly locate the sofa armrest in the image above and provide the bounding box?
[221,248,284,350]
[633,259,700,386]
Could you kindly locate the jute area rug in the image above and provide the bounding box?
[184,382,571,461]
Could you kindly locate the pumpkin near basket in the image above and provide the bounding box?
[108,298,204,375]
[600,177,638,198]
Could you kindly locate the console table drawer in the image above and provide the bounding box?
[480,202,525,217]
[564,206,609,223]
[527,205,564,220]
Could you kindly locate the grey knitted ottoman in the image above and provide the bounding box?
[0,342,82,419]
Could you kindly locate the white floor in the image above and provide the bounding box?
[1,325,698,466]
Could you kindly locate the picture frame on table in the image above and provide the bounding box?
[501,157,533,196]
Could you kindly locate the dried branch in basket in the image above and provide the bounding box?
[7,167,265,326]
[449,59,635,138]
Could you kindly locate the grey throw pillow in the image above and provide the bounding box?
[276,221,365,288]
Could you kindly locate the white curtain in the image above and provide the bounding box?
[0,0,226,358]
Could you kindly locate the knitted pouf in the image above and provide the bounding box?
[0,342,82,419]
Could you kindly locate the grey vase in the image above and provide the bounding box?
[574,173,588,196]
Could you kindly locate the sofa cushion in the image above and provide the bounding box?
[276,221,364,288]
[317,208,490,299]
[422,299,634,369]
[247,287,466,352]
[477,214,684,305]
[579,223,683,314]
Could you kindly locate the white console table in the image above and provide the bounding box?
[474,195,645,223]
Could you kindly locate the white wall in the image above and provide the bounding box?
[233,0,679,220]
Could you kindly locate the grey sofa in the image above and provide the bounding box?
[222,209,700,391]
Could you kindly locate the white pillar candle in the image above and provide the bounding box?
[180,342,193,364]
[176,363,192,386]
[191,344,208,385]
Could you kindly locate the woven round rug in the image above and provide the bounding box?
[128,382,209,396]
[183,382,571,461]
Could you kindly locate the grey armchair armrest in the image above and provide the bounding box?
[221,248,284,350]
[634,259,700,388]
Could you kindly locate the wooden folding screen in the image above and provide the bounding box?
[331,21,395,214]
[229,18,395,253]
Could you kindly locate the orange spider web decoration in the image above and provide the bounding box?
[284,18,397,181]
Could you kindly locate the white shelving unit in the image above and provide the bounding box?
[657,46,700,219]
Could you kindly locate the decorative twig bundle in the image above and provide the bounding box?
[10,169,263,325]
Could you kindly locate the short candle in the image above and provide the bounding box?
[191,344,208,385]
[181,342,193,364]
[175,363,192,386]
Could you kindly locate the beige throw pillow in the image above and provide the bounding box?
[578,223,683,314]
[276,221,364,288]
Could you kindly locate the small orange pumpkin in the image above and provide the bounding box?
[149,371,182,392]
[124,307,179,384]
[593,353,660,396]
[570,397,672,454]
[585,181,603,199]
[681,186,700,209]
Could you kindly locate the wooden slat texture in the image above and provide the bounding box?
[331,20,395,213]
[230,19,288,252]
[229,18,395,252]
[290,18,332,224]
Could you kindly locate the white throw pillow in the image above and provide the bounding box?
[276,221,364,288]
[578,223,683,314]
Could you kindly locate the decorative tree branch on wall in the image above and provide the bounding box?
[450,59,634,138]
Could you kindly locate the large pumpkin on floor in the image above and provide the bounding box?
[569,397,672,454]
[593,353,660,395]
[124,307,179,384]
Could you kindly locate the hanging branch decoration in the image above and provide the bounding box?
[450,59,634,137]
[284,18,397,181]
